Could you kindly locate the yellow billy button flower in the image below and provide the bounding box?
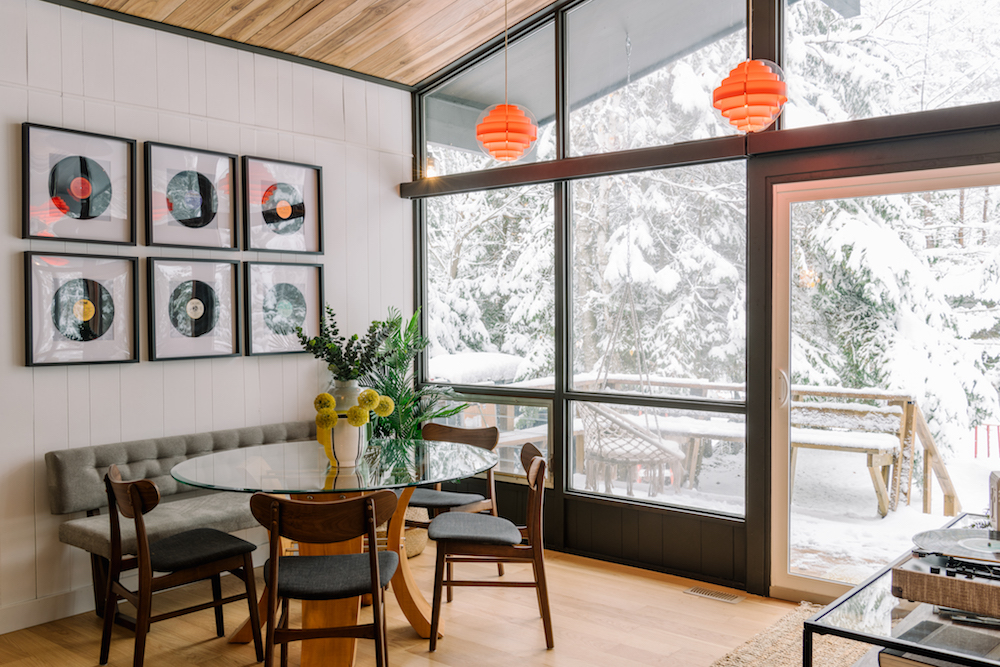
[374,395,395,417]
[314,393,335,412]
[346,405,370,427]
[357,388,380,411]
[315,409,338,429]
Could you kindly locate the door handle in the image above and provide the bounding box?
[776,369,790,408]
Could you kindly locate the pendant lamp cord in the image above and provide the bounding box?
[504,0,509,107]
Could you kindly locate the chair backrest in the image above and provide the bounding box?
[249,490,398,545]
[421,423,500,452]
[104,464,162,571]
[519,443,547,545]
[105,464,161,519]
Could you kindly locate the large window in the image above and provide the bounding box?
[784,0,1000,128]
[567,0,745,154]
[571,162,747,399]
[409,0,1000,593]
[423,22,556,177]
[425,185,555,387]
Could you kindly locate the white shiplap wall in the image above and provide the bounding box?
[0,0,413,633]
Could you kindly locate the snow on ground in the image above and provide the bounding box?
[573,431,999,585]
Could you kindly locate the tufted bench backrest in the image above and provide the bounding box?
[45,421,316,515]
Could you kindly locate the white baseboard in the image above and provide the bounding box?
[0,586,96,635]
[0,549,268,636]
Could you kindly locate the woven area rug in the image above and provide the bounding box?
[710,602,873,667]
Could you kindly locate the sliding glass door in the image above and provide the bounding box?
[770,163,1000,600]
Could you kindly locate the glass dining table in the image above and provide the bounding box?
[171,437,499,667]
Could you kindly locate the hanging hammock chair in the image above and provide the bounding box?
[579,259,686,497]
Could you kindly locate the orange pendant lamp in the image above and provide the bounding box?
[475,0,538,162]
[713,59,787,133]
[476,103,537,162]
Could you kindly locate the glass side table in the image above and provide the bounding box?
[804,513,1000,667]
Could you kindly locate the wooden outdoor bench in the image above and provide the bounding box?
[789,400,905,517]
[788,387,960,518]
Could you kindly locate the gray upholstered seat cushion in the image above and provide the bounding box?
[408,487,485,509]
[264,553,399,600]
[58,491,257,560]
[150,527,256,572]
[427,512,522,546]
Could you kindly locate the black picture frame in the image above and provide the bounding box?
[24,251,139,366]
[242,155,323,254]
[144,142,238,250]
[244,261,324,356]
[22,123,136,245]
[147,257,241,361]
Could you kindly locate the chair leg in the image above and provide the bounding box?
[372,584,385,667]
[99,585,119,665]
[446,560,454,603]
[242,555,264,662]
[133,587,153,667]
[279,598,290,667]
[429,545,447,651]
[489,507,505,577]
[381,589,391,667]
[211,573,224,637]
[91,554,110,618]
[263,594,277,667]
[532,555,554,649]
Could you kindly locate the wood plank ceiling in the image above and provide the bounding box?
[80,0,561,87]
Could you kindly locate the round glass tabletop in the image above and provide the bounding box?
[170,438,499,494]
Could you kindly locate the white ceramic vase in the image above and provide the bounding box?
[329,378,364,409]
[328,379,369,467]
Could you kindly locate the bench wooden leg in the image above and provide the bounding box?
[91,554,109,617]
[867,452,893,518]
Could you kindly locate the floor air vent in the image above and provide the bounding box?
[683,586,744,603]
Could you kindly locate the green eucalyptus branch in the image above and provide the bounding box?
[296,306,393,381]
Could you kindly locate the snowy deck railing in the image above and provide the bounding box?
[480,376,960,516]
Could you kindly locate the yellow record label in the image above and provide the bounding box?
[73,298,95,322]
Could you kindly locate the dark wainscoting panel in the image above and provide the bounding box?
[445,478,748,589]
[565,496,746,588]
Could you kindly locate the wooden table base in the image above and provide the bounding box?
[229,486,437,667]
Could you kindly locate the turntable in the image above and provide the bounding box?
[891,529,1000,619]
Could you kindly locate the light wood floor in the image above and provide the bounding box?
[0,542,795,667]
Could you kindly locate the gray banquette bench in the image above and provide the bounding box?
[44,420,316,616]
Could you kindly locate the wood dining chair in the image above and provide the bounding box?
[409,423,503,599]
[427,442,553,650]
[249,490,399,667]
[100,465,263,667]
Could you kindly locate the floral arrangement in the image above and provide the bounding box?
[297,306,394,382]
[312,389,394,432]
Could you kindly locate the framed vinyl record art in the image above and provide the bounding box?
[25,252,139,366]
[242,156,323,254]
[22,123,136,245]
[244,261,323,356]
[148,258,240,361]
[144,142,238,249]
